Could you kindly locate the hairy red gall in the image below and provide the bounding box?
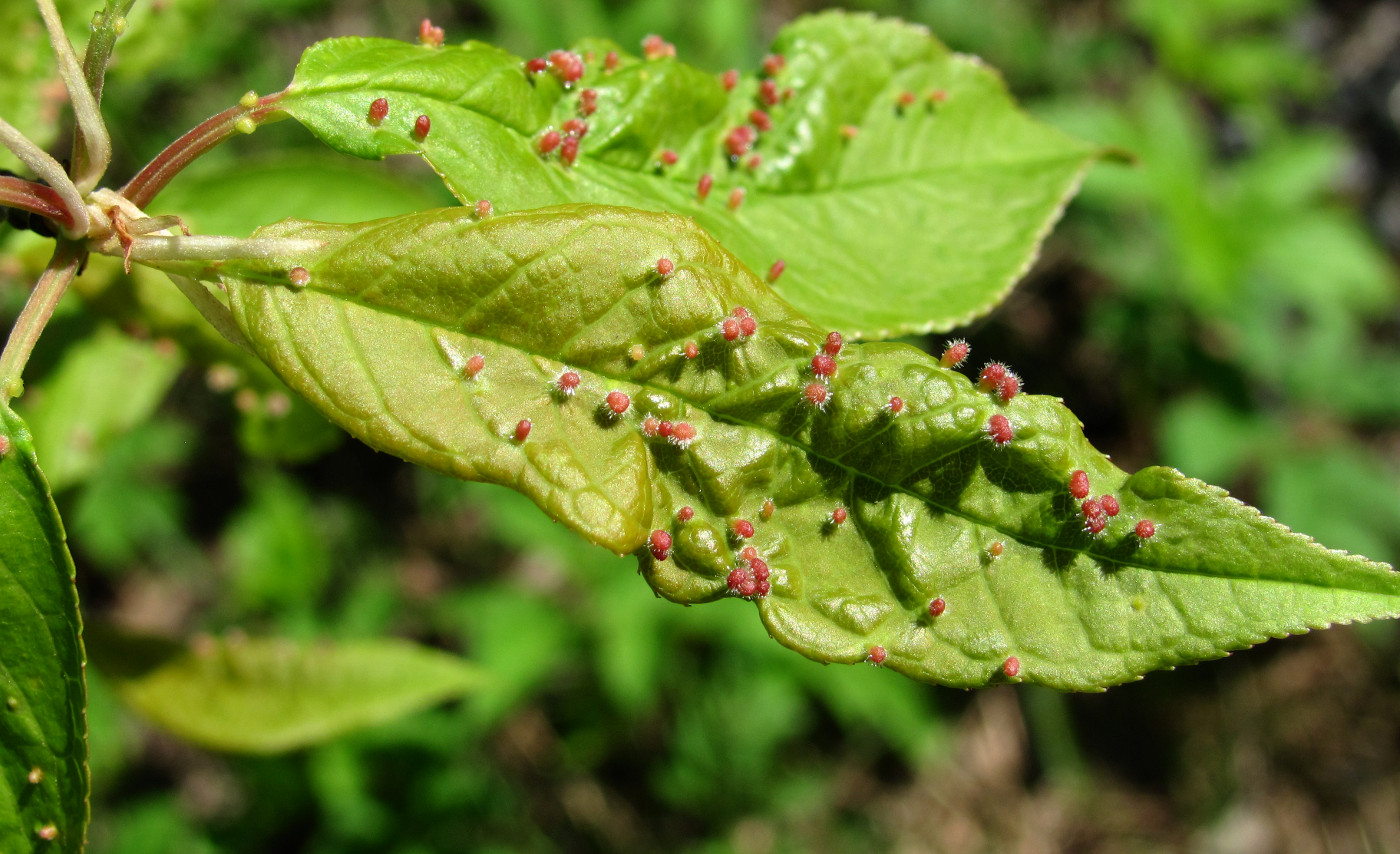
[738,315,758,337]
[721,69,738,91]
[761,498,775,520]
[759,79,780,106]
[929,597,946,617]
[419,18,445,47]
[649,529,673,560]
[988,541,1005,557]
[767,260,785,282]
[725,125,757,158]
[740,546,758,562]
[1135,519,1156,540]
[537,130,561,155]
[562,118,589,138]
[1069,470,1090,500]
[288,266,310,287]
[659,149,678,166]
[728,187,746,210]
[999,373,1021,402]
[657,421,674,438]
[987,414,1013,445]
[750,558,770,583]
[605,390,631,415]
[560,134,579,167]
[804,382,830,410]
[697,173,713,201]
[463,353,485,379]
[939,339,969,368]
[1003,656,1021,678]
[513,419,532,442]
[677,505,694,523]
[823,331,843,356]
[978,362,1007,392]
[367,97,389,125]
[762,53,786,76]
[642,34,676,60]
[1101,495,1121,517]
[525,57,548,75]
[732,519,755,539]
[745,154,762,170]
[656,257,675,277]
[475,199,493,218]
[548,50,585,85]
[578,90,598,118]
[683,340,699,360]
[641,416,661,437]
[830,506,848,526]
[749,109,773,132]
[604,50,619,72]
[721,317,741,341]
[0,434,10,458]
[868,646,888,666]
[811,353,837,378]
[886,396,904,415]
[556,370,580,396]
[413,114,431,140]
[669,421,697,448]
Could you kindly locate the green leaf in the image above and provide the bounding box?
[217,205,1400,690]
[0,403,87,852]
[91,630,483,754]
[272,11,1100,337]
[18,327,181,493]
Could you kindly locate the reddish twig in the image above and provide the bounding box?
[0,176,77,232]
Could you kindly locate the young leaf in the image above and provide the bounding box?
[0,403,87,853]
[271,11,1100,338]
[211,205,1400,691]
[91,631,483,754]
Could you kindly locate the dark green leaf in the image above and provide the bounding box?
[0,403,87,852]
[273,11,1100,337]
[92,630,483,754]
[217,206,1400,690]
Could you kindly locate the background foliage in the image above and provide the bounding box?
[3,0,1400,850]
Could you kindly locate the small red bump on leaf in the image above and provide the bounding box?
[750,559,769,582]
[513,419,532,442]
[886,396,904,415]
[1085,515,1107,536]
[1003,656,1021,678]
[604,51,619,72]
[562,118,589,138]
[930,89,948,103]
[548,50,584,84]
[642,416,661,437]
[556,370,580,396]
[1101,495,1121,517]
[987,414,1013,445]
[749,109,773,132]
[739,316,757,337]
[1069,470,1091,500]
[745,154,762,170]
[840,124,859,139]
[929,597,946,617]
[823,332,843,356]
[804,382,830,409]
[413,114,431,140]
[525,57,548,74]
[657,421,674,438]
[762,53,786,76]
[475,199,493,218]
[537,130,561,154]
[728,187,746,210]
[732,306,752,318]
[939,339,969,368]
[761,498,775,520]
[419,18,445,47]
[759,79,780,106]
[721,69,739,90]
[656,257,675,276]
[989,541,1005,557]
[725,125,756,157]
[659,149,678,165]
[697,173,713,201]
[999,373,1021,402]
[37,826,58,842]
[630,344,645,363]
[767,260,785,282]
[649,529,673,560]
[740,546,758,561]
[606,390,631,415]
[684,340,699,359]
[1135,519,1156,539]
[560,134,579,167]
[811,353,837,378]
[368,97,389,124]
[732,519,755,539]
[721,317,741,341]
[738,577,758,597]
[830,506,848,526]
[579,88,598,115]
[897,91,917,107]
[756,578,771,596]
[868,646,888,666]
[677,505,694,522]
[727,568,747,591]
[978,362,1007,391]
[670,422,696,448]
[1082,498,1104,519]
[641,34,675,59]
[463,353,485,379]
[288,266,310,287]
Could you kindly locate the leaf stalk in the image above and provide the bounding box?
[0,243,84,403]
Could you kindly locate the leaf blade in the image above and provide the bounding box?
[274,11,1101,337]
[0,404,87,853]
[219,206,1400,690]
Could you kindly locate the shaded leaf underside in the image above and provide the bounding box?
[0,405,86,853]
[274,11,1100,337]
[219,206,1400,691]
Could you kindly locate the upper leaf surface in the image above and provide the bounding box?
[93,632,484,754]
[217,206,1400,690]
[0,404,86,852]
[273,11,1100,337]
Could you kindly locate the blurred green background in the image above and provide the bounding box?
[4,0,1400,851]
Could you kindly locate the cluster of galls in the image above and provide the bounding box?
[365,96,431,143]
[1069,469,1156,541]
[802,332,843,411]
[937,339,1020,446]
[726,543,772,599]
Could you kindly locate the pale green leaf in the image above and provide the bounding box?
[0,403,87,853]
[93,631,483,754]
[19,327,181,492]
[272,11,1100,337]
[213,205,1400,691]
